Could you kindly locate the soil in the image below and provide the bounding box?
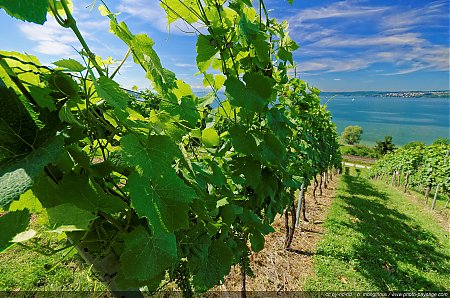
[215,175,339,292]
[342,154,377,164]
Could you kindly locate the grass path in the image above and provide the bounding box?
[305,171,449,291]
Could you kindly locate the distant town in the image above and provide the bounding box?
[322,90,450,98]
[383,91,450,98]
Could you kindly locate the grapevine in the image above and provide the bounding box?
[369,144,450,209]
[0,0,341,295]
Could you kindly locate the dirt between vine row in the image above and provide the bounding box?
[214,175,339,292]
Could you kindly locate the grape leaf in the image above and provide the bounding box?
[8,190,43,212]
[238,13,259,42]
[249,231,264,252]
[160,96,200,128]
[11,229,37,243]
[0,136,64,209]
[0,0,48,24]
[96,76,130,111]
[121,134,182,175]
[196,35,218,73]
[0,209,30,252]
[53,59,86,72]
[47,203,98,232]
[109,19,175,93]
[120,226,177,281]
[127,169,196,233]
[243,72,275,100]
[55,173,127,214]
[202,128,220,147]
[120,134,153,174]
[260,132,286,164]
[225,76,268,113]
[192,240,233,291]
[28,85,56,111]
[0,86,38,162]
[230,157,261,188]
[161,0,199,24]
[229,125,258,156]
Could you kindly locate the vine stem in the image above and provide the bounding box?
[110,48,132,79]
[59,0,105,77]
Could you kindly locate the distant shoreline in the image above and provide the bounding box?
[321,90,450,99]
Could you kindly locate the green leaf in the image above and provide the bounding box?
[0,0,48,24]
[0,86,38,162]
[252,34,270,64]
[161,0,199,24]
[260,132,286,164]
[238,13,259,42]
[230,157,261,188]
[203,74,226,90]
[11,229,37,243]
[160,96,200,128]
[121,134,153,174]
[47,203,97,232]
[55,173,127,214]
[28,86,56,111]
[0,136,64,209]
[225,73,274,113]
[0,209,30,252]
[202,128,220,147]
[96,77,130,111]
[250,231,264,252]
[196,35,218,73]
[120,226,177,281]
[173,80,193,100]
[137,36,176,93]
[229,125,258,156]
[8,190,43,212]
[193,240,233,291]
[127,169,196,233]
[109,20,175,93]
[121,134,182,175]
[243,72,275,100]
[47,72,79,99]
[53,59,86,72]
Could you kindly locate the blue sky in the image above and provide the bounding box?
[0,0,448,91]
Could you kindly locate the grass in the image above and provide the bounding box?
[0,243,105,291]
[0,194,106,292]
[305,168,450,291]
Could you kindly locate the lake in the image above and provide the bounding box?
[321,95,450,146]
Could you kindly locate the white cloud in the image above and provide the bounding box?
[287,0,449,75]
[299,58,370,73]
[17,5,110,57]
[174,63,196,68]
[380,0,448,33]
[333,78,341,81]
[292,0,390,21]
[309,33,425,48]
[34,41,74,56]
[18,17,79,56]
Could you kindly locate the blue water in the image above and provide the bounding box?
[321,96,450,146]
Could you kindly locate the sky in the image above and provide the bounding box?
[0,0,448,92]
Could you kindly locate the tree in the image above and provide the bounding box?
[432,137,449,145]
[341,125,363,145]
[375,136,396,155]
[402,141,425,150]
